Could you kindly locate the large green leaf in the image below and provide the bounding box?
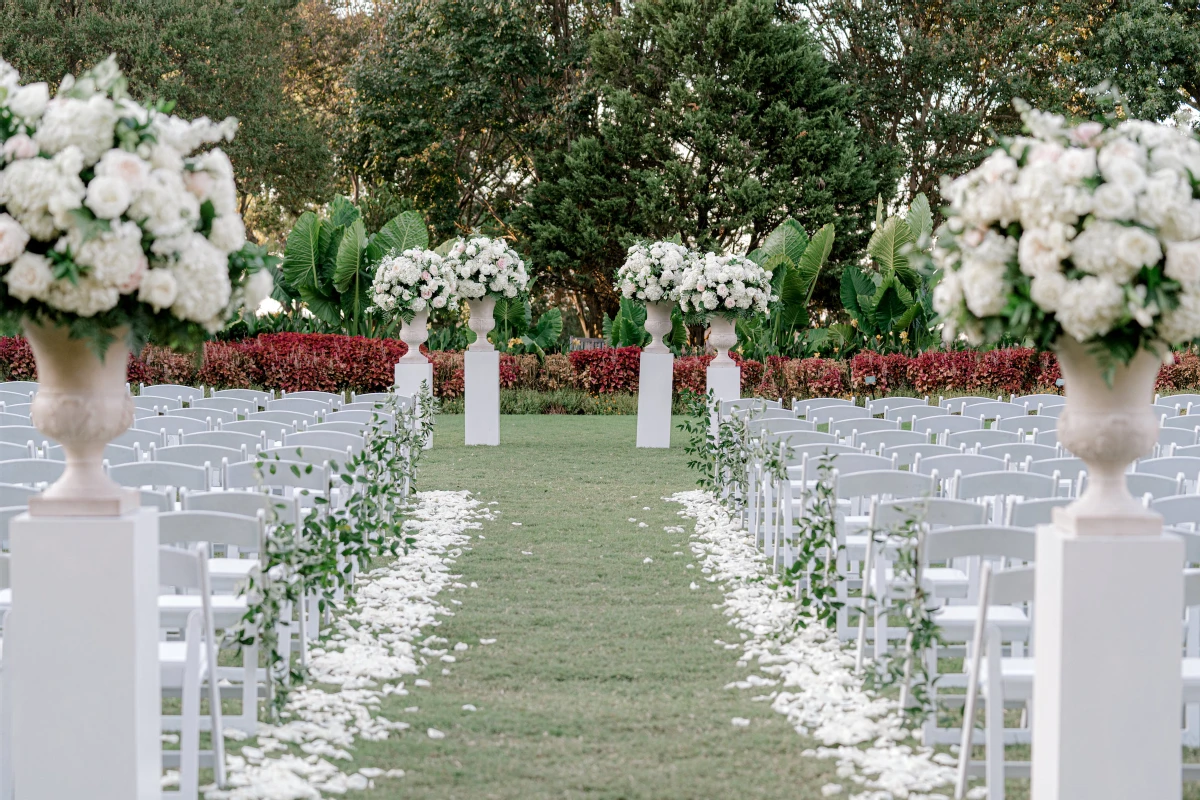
[328,196,360,230]
[332,218,368,293]
[785,223,834,307]
[281,212,322,291]
[296,283,341,327]
[433,237,455,257]
[868,216,913,274]
[759,217,809,266]
[668,305,688,351]
[376,211,430,255]
[906,193,933,243]
[840,266,876,326]
[493,297,528,331]
[526,307,563,350]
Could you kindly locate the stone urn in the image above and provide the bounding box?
[1054,335,1162,535]
[398,309,430,364]
[467,297,496,352]
[23,320,137,516]
[643,302,673,354]
[707,316,738,366]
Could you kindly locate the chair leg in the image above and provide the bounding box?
[985,629,1005,800]
[179,640,202,800]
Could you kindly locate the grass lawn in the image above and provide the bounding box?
[354,413,840,799]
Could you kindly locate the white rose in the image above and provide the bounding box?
[94,149,150,192]
[0,213,30,265]
[7,82,48,120]
[1056,148,1097,184]
[1098,156,1147,192]
[3,252,51,301]
[1166,241,1200,287]
[84,175,132,219]
[1029,272,1069,313]
[208,215,246,253]
[1017,224,1070,276]
[1113,226,1162,270]
[1090,183,1136,220]
[137,268,178,311]
[2,134,37,162]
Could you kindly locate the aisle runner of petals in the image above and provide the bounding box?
[668,490,970,800]
[207,490,494,800]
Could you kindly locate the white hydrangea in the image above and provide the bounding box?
[4,252,52,302]
[137,268,178,312]
[935,107,1200,349]
[1159,290,1200,343]
[34,95,117,166]
[614,241,691,303]
[677,252,775,317]
[371,248,458,317]
[167,233,233,330]
[0,213,29,265]
[446,236,528,300]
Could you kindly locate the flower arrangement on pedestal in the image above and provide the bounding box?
[615,240,692,353]
[0,55,273,513]
[615,240,691,303]
[932,104,1200,363]
[0,55,273,348]
[446,235,529,352]
[370,248,458,363]
[678,252,776,364]
[933,104,1200,523]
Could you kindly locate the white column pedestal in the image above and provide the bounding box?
[636,352,673,448]
[1032,521,1182,800]
[394,361,434,449]
[706,363,741,402]
[10,508,162,800]
[464,350,499,446]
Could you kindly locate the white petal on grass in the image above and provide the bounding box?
[521,551,533,556]
[454,642,469,651]
[480,638,496,645]
[427,728,446,740]
[462,704,477,712]
[690,582,699,590]
[512,522,522,526]
[731,717,751,727]
[207,491,490,800]
[820,784,843,796]
[638,522,648,528]
[669,490,957,799]
[643,557,653,564]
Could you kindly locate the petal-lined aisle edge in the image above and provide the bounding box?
[207,490,494,800]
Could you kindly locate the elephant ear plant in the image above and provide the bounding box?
[235,384,437,714]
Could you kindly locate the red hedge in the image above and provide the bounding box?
[5,333,1200,400]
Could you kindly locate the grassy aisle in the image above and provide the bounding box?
[356,414,837,799]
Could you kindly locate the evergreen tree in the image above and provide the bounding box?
[512,0,894,328]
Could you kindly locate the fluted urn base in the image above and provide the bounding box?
[398,309,430,364]
[1053,336,1162,536]
[467,298,496,352]
[24,320,138,516]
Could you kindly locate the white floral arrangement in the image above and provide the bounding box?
[933,104,1200,364]
[677,252,776,318]
[370,248,458,319]
[0,56,273,350]
[614,240,690,303]
[446,235,529,300]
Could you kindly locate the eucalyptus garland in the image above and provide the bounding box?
[784,457,844,630]
[234,383,437,717]
[861,505,945,723]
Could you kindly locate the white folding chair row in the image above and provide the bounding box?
[248,409,319,430]
[1157,392,1200,409]
[44,442,139,465]
[135,415,211,442]
[184,429,267,453]
[746,418,815,439]
[0,391,32,407]
[1136,456,1200,492]
[212,388,274,408]
[960,400,1028,420]
[140,383,204,405]
[165,407,238,425]
[865,396,929,417]
[279,390,345,409]
[219,418,294,445]
[133,394,182,411]
[1010,392,1063,409]
[912,414,983,441]
[0,405,30,419]
[191,397,255,416]
[793,397,854,419]
[939,395,1001,413]
[830,416,897,441]
[720,398,769,418]
[267,397,332,418]
[887,404,954,422]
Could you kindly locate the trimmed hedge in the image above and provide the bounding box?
[0,333,1195,399]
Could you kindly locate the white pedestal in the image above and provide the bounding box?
[636,352,673,448]
[1032,522,1182,800]
[464,350,499,446]
[706,363,741,402]
[394,361,434,450]
[10,508,162,800]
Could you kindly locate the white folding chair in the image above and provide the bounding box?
[794,397,853,418]
[45,442,139,465]
[166,407,238,425]
[183,430,267,453]
[1136,456,1200,492]
[267,397,331,417]
[996,414,1053,433]
[807,405,870,427]
[304,420,370,437]
[0,459,63,487]
[134,395,181,411]
[114,428,165,450]
[829,416,897,441]
[247,410,319,430]
[0,391,31,407]
[349,391,393,404]
[940,395,999,413]
[960,401,1028,420]
[0,427,50,452]
[0,484,36,508]
[882,442,963,469]
[887,404,951,422]
[946,429,1020,451]
[135,415,210,442]
[912,414,983,443]
[158,544,226,797]
[140,383,204,405]
[978,442,1059,466]
[0,444,32,463]
[284,430,366,457]
[151,444,245,487]
[211,388,273,408]
[1011,392,1062,409]
[0,406,30,420]
[190,398,255,417]
[219,418,295,445]
[280,390,344,409]
[1007,496,1071,528]
[866,396,929,417]
[108,461,209,493]
[1160,427,1199,453]
[856,429,928,452]
[0,382,35,394]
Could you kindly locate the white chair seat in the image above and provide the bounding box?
[978,656,1035,700]
[885,566,970,599]
[159,594,247,627]
[159,640,211,687]
[207,558,257,583]
[935,605,1030,642]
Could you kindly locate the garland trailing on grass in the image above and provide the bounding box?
[784,458,844,630]
[234,383,437,715]
[861,504,945,723]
